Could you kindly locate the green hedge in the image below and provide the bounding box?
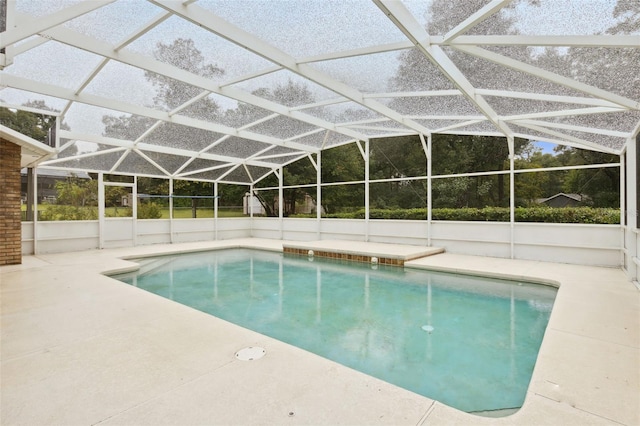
[290,206,619,224]
[39,205,98,221]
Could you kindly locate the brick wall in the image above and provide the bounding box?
[0,139,22,265]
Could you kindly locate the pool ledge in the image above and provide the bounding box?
[284,240,444,266]
[2,239,638,425]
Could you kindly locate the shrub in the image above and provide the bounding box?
[310,206,619,224]
[137,202,163,219]
[39,205,98,221]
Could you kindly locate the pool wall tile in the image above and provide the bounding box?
[283,246,404,266]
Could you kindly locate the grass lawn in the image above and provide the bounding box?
[162,208,244,218]
[21,204,246,220]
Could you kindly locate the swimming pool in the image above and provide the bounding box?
[111,248,556,414]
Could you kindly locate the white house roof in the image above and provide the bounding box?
[0,124,55,167]
[1,0,639,184]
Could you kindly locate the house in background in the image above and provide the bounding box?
[21,168,91,203]
[537,193,586,208]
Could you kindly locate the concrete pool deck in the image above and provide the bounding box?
[1,238,638,425]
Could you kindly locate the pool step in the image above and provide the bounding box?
[283,240,444,266]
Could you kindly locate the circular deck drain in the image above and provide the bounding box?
[235,346,266,361]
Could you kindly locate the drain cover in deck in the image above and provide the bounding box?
[235,346,266,361]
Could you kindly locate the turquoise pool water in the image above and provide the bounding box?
[112,248,556,414]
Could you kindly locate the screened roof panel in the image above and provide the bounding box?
[325,103,381,123]
[310,51,407,93]
[229,69,340,104]
[180,157,228,174]
[3,41,104,90]
[386,96,483,116]
[143,122,225,151]
[471,0,634,36]
[199,0,409,58]
[417,0,495,35]
[207,136,272,159]
[246,116,320,140]
[125,15,277,83]
[114,150,165,175]
[509,124,623,153]
[414,119,478,132]
[254,153,305,165]
[215,100,274,128]
[0,88,69,112]
[261,145,305,157]
[1,0,638,184]
[81,61,157,109]
[293,130,353,149]
[245,165,273,182]
[60,1,163,45]
[387,49,457,91]
[66,104,155,136]
[482,45,640,101]
[443,47,586,96]
[483,97,601,116]
[54,140,119,160]
[217,165,251,183]
[142,151,193,175]
[15,0,84,17]
[185,165,235,182]
[48,150,125,173]
[546,110,640,133]
[445,120,502,134]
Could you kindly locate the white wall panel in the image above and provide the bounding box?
[368,220,429,245]
[137,219,171,245]
[21,222,33,255]
[35,221,100,253]
[320,219,367,241]
[514,223,619,249]
[431,221,511,244]
[19,218,624,268]
[430,238,511,258]
[282,218,319,241]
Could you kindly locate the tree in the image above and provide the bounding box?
[102,38,225,215]
[146,38,224,115]
[54,176,98,207]
[557,147,620,207]
[0,100,67,142]
[320,142,365,214]
[514,150,562,205]
[173,179,214,218]
[369,135,427,209]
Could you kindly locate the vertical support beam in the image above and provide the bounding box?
[98,172,105,249]
[620,152,626,269]
[316,152,322,240]
[26,168,34,221]
[249,184,254,238]
[625,136,638,282]
[508,136,515,259]
[249,186,254,218]
[33,168,38,255]
[55,116,60,149]
[132,175,137,247]
[423,134,433,247]
[214,181,218,241]
[169,177,174,243]
[364,140,370,242]
[278,166,283,240]
[1,0,15,68]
